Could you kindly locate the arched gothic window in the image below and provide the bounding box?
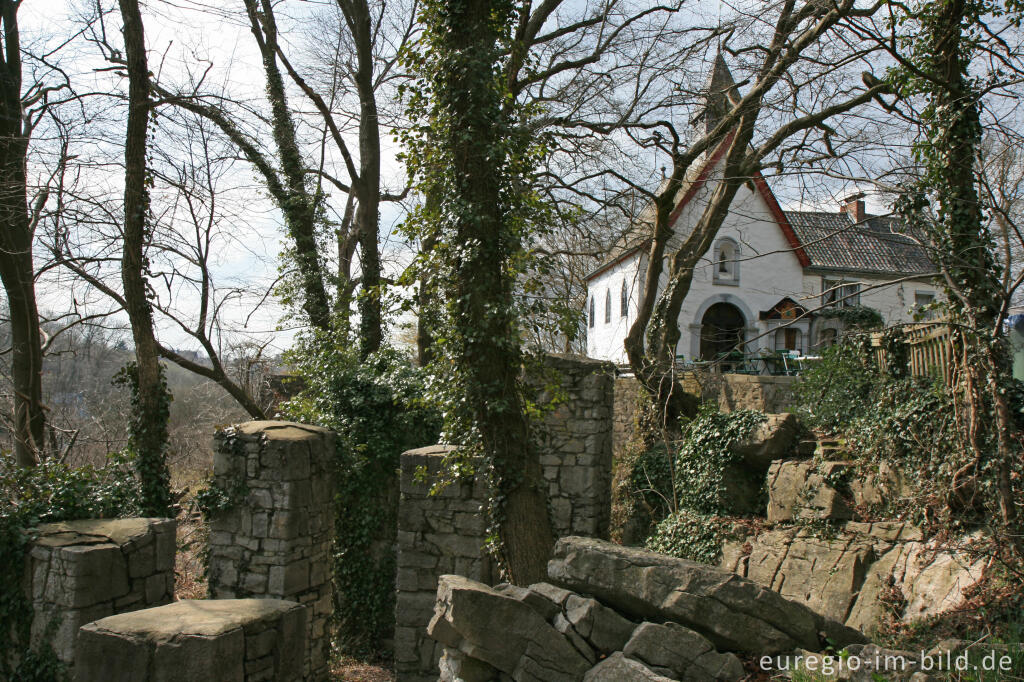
[588,296,595,328]
[713,237,740,284]
[604,289,612,324]
[620,280,629,317]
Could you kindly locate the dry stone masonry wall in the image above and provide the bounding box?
[396,354,617,681]
[25,517,176,668]
[529,354,616,538]
[207,420,335,680]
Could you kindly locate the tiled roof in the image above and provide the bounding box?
[783,211,935,276]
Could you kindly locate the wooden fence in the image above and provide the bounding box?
[870,318,953,384]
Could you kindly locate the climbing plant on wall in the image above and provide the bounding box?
[282,336,439,656]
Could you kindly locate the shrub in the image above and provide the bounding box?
[794,339,876,434]
[282,335,440,658]
[645,509,728,564]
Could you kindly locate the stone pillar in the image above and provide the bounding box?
[395,445,494,682]
[206,420,335,680]
[76,599,306,682]
[532,354,616,538]
[25,517,176,667]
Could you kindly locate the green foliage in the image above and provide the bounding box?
[627,408,766,562]
[794,339,877,433]
[673,408,767,516]
[645,510,728,564]
[0,451,141,680]
[113,362,172,517]
[818,305,883,330]
[282,335,440,656]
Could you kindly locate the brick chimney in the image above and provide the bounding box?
[840,193,866,223]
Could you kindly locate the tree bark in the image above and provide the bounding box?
[119,0,171,516]
[338,0,384,357]
[0,1,44,467]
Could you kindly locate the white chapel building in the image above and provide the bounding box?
[585,57,938,366]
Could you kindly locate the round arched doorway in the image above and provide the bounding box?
[699,302,746,360]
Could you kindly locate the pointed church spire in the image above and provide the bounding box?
[700,51,740,136]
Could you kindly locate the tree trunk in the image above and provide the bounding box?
[341,0,384,358]
[119,0,171,516]
[0,1,44,467]
[244,0,333,333]
[437,0,554,584]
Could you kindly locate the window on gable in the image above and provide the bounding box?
[713,238,739,284]
[588,296,595,328]
[822,279,860,308]
[620,281,629,317]
[604,289,612,324]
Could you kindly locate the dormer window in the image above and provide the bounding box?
[713,238,739,285]
[620,280,629,317]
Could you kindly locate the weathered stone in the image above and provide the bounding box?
[25,517,176,666]
[209,421,334,679]
[730,413,800,468]
[563,594,635,654]
[744,528,876,624]
[583,652,675,681]
[623,621,744,681]
[426,575,590,679]
[766,460,853,522]
[494,583,559,622]
[547,536,865,654]
[75,599,306,682]
[438,647,500,682]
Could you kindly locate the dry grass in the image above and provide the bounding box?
[173,483,209,601]
[330,657,395,681]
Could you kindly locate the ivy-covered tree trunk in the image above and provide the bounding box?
[426,0,554,584]
[0,1,44,467]
[897,0,1017,528]
[243,0,333,334]
[119,0,171,516]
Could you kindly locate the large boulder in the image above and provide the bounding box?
[426,574,591,680]
[547,536,865,655]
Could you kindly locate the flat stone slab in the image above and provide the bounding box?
[76,599,306,682]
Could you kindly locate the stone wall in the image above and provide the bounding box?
[529,354,616,538]
[206,420,335,680]
[26,517,176,667]
[425,537,865,682]
[396,354,617,681]
[395,445,495,682]
[612,373,799,461]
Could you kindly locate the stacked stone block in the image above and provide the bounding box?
[207,420,334,680]
[530,354,616,538]
[395,445,495,682]
[75,598,306,682]
[25,517,176,667]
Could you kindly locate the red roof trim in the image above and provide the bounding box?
[665,130,737,227]
[752,171,811,267]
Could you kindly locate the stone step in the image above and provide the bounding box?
[76,598,307,682]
